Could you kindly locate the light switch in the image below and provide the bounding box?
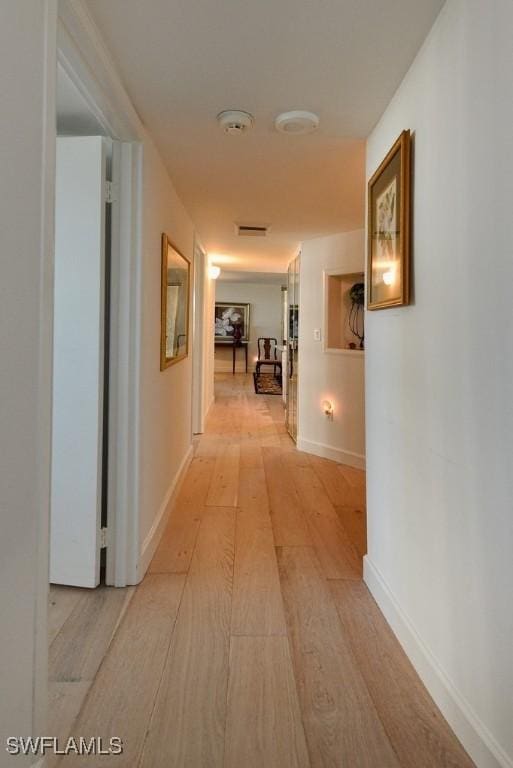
[313,329,321,341]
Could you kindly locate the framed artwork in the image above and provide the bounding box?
[367,129,411,310]
[160,233,191,370]
[214,302,250,342]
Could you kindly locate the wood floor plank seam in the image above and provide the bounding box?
[49,587,135,684]
[222,506,238,766]
[138,507,235,768]
[50,575,187,768]
[133,577,188,768]
[222,633,235,768]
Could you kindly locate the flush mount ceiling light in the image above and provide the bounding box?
[217,110,254,135]
[208,265,221,280]
[275,110,320,135]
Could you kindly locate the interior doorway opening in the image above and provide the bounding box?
[49,56,142,593]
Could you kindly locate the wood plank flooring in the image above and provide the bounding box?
[49,373,474,768]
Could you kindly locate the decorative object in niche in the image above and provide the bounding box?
[324,270,365,351]
[367,129,411,309]
[214,302,250,342]
[348,281,364,349]
[160,233,190,370]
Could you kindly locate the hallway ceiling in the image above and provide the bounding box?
[85,0,443,272]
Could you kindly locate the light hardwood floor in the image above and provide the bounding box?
[48,373,474,767]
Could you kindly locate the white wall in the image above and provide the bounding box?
[136,136,196,574]
[365,2,513,767]
[0,1,57,762]
[215,281,285,373]
[192,245,216,434]
[298,231,366,468]
[203,270,216,414]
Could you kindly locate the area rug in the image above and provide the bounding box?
[253,372,283,395]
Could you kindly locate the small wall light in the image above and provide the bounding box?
[209,264,221,280]
[322,400,334,419]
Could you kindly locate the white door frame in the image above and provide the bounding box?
[57,0,144,585]
[192,239,207,435]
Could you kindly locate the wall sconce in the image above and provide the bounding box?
[322,400,334,419]
[208,264,221,280]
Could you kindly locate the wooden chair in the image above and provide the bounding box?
[255,337,282,378]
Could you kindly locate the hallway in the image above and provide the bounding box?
[48,374,473,767]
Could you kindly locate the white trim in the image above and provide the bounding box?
[215,361,254,374]
[204,395,215,422]
[34,0,58,740]
[296,436,366,469]
[364,556,512,768]
[57,0,143,142]
[192,240,206,434]
[137,445,194,580]
[106,142,142,586]
[324,348,365,357]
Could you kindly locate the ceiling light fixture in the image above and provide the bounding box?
[275,110,320,135]
[217,110,254,135]
[208,265,221,280]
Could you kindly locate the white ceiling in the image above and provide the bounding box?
[85,0,443,272]
[218,270,287,285]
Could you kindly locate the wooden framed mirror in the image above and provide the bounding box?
[160,233,191,370]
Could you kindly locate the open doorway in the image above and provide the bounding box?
[213,271,287,386]
[49,60,141,592]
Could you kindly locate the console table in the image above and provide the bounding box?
[214,340,248,374]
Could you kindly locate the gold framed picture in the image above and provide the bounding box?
[367,129,411,310]
[160,233,191,370]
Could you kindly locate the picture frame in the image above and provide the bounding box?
[160,233,191,370]
[214,302,250,342]
[367,129,411,310]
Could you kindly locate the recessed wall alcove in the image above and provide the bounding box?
[324,270,364,353]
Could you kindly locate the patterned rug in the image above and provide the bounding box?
[253,372,283,395]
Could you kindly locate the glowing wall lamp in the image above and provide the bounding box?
[208,264,221,280]
[322,400,334,419]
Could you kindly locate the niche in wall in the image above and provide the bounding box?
[324,271,364,351]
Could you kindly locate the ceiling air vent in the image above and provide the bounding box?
[235,223,270,237]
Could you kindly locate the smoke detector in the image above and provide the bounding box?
[274,110,319,135]
[217,110,254,135]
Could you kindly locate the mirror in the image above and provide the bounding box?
[160,233,190,370]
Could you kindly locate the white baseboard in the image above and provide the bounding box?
[214,363,254,374]
[137,445,194,579]
[296,436,366,469]
[364,556,512,768]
